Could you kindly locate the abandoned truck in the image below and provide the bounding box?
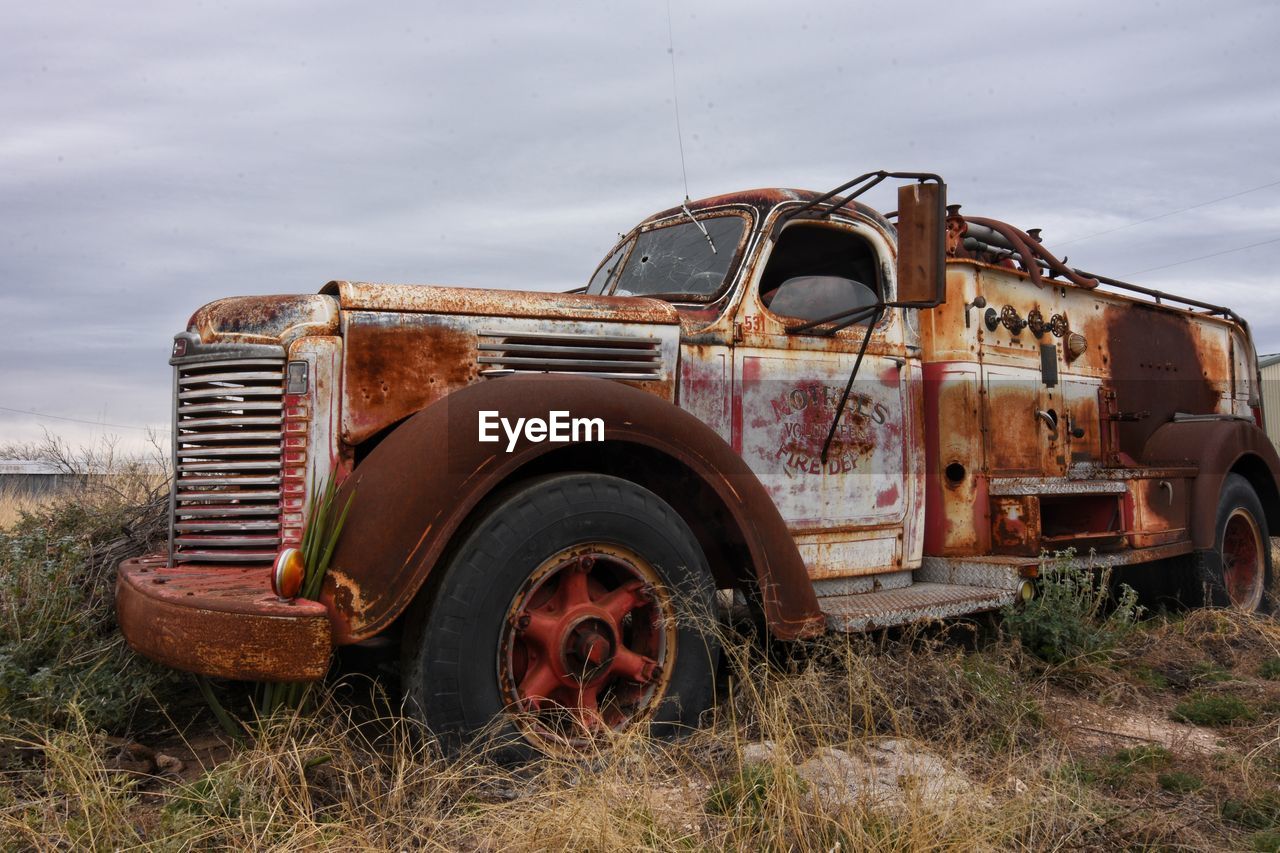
[118,171,1280,751]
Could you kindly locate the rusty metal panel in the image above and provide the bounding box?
[990,495,1040,556]
[188,294,339,345]
[901,359,928,568]
[798,535,900,579]
[981,364,1047,476]
[284,336,347,541]
[325,280,681,325]
[340,311,680,445]
[117,555,332,682]
[921,360,987,556]
[931,254,1238,478]
[1060,376,1103,463]
[677,342,733,444]
[732,356,906,525]
[1144,419,1280,549]
[1128,477,1190,548]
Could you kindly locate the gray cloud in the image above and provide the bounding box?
[3,0,1278,449]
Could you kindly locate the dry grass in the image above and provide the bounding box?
[3,612,1280,851]
[0,488,57,531]
[0,431,168,532]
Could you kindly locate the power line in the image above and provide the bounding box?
[0,404,158,432]
[1056,178,1280,247]
[1123,235,1280,276]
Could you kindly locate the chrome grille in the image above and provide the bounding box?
[170,357,286,565]
[477,330,662,380]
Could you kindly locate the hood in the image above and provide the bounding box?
[321,280,680,326]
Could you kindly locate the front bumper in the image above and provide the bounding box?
[116,554,333,682]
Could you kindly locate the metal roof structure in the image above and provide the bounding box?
[0,460,68,476]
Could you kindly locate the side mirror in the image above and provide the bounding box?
[895,181,946,308]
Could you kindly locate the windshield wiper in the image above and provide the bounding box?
[681,202,717,255]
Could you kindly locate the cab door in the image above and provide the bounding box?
[729,219,921,584]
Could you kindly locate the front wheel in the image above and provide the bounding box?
[1204,473,1272,612]
[402,473,720,757]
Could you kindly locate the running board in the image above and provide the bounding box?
[819,582,1017,632]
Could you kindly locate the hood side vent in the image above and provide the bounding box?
[477,330,662,381]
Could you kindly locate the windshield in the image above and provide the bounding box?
[588,215,747,301]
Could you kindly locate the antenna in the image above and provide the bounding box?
[665,0,690,200]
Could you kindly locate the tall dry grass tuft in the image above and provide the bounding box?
[0,487,57,531]
[0,707,145,851]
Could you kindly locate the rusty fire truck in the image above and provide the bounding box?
[118,171,1280,751]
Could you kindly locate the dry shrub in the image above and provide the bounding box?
[1125,608,1280,682]
[0,433,186,738]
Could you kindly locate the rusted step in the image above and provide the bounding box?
[819,582,1017,632]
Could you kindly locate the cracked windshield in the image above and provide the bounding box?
[594,215,746,300]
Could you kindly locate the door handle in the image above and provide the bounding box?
[1035,409,1059,440]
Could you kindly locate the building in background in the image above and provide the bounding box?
[1262,354,1280,452]
[0,460,82,498]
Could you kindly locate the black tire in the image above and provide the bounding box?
[1201,473,1272,612]
[402,473,720,759]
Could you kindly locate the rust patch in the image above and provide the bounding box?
[188,294,339,345]
[342,314,477,445]
[323,568,370,623]
[325,281,681,325]
[990,496,1039,556]
[1105,303,1218,462]
[116,555,332,682]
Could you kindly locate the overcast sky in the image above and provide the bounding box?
[3,0,1278,453]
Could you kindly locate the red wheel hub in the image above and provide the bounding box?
[500,549,672,745]
[1222,509,1264,610]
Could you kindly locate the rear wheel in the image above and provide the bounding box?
[1205,473,1271,612]
[403,473,720,758]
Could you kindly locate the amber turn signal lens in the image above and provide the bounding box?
[272,548,305,600]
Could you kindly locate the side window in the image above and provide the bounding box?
[758,225,882,324]
[586,240,632,295]
[766,275,878,323]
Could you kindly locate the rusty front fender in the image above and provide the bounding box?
[1143,419,1280,548]
[323,374,824,643]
